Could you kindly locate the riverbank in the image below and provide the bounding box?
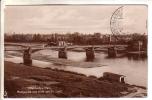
[4,61,147,98]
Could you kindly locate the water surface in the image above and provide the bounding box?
[5,49,147,87]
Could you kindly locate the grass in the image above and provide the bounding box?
[5,61,129,98]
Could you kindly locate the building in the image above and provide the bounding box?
[103,72,126,83]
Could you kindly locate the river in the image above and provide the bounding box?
[5,49,147,87]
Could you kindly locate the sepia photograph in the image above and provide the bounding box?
[4,4,148,98]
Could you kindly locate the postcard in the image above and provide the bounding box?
[3,0,148,98]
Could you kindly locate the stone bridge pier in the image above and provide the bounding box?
[23,47,32,66]
[58,47,67,59]
[86,47,95,61]
[108,46,117,57]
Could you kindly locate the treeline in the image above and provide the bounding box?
[4,32,147,46]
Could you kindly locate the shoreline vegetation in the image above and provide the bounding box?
[5,33,147,46]
[5,61,143,98]
[4,53,147,98]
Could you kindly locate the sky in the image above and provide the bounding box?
[4,5,147,34]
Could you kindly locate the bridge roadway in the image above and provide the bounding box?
[5,43,128,65]
[5,43,127,52]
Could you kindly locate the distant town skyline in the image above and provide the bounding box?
[5,5,147,34]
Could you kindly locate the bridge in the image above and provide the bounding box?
[5,43,127,66]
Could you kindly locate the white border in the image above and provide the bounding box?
[4,0,149,5]
[2,0,152,100]
[0,0,4,99]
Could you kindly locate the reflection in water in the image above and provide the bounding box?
[5,50,147,87]
[127,53,147,61]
